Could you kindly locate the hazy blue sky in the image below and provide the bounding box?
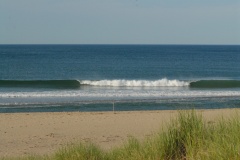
[1,0,240,44]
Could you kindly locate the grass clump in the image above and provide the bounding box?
[53,143,104,160]
[160,110,240,160]
[161,110,205,159]
[200,115,240,159]
[2,110,240,160]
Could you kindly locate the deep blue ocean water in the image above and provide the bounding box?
[0,45,240,112]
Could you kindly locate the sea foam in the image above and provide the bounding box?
[80,78,189,87]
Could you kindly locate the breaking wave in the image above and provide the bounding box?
[0,79,189,88]
[81,79,189,87]
[1,79,240,89]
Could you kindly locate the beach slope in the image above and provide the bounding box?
[0,109,239,157]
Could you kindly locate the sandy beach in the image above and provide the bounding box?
[0,109,239,157]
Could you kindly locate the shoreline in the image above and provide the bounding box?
[1,109,239,157]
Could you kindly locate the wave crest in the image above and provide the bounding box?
[80,79,189,87]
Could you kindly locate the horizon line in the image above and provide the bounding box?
[0,43,240,46]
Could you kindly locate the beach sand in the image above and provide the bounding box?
[0,109,239,157]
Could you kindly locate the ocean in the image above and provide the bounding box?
[0,45,240,113]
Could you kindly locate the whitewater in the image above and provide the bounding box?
[1,88,240,99]
[80,79,189,87]
[1,78,240,109]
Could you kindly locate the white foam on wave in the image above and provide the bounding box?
[80,78,189,87]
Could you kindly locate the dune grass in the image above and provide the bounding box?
[2,110,240,160]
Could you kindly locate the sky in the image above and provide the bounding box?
[1,0,240,44]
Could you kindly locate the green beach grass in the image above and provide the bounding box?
[2,110,240,160]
